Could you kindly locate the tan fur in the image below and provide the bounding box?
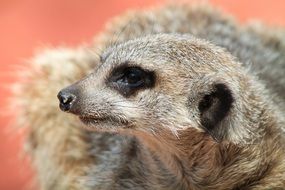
[13,3,285,190]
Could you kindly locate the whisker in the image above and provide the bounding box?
[113,105,140,109]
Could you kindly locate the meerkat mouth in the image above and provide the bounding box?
[79,116,129,128]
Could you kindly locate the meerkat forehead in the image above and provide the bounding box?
[97,34,240,81]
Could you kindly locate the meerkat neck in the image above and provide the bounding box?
[127,113,285,189]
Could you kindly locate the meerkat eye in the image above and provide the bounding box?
[118,67,145,87]
[108,65,155,97]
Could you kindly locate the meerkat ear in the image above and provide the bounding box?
[198,83,234,141]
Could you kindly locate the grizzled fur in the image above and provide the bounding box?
[14,4,285,190]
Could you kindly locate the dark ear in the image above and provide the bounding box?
[198,83,234,141]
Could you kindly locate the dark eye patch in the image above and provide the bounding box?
[108,64,155,97]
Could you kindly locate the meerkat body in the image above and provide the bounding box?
[15,4,285,190]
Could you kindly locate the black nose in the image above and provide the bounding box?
[57,91,76,112]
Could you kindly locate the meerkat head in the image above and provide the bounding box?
[58,34,264,143]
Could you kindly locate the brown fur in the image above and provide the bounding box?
[13,3,285,190]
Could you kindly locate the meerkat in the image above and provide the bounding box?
[14,3,285,190]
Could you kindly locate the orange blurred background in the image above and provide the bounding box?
[0,0,285,189]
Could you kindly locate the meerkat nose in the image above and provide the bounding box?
[57,90,76,112]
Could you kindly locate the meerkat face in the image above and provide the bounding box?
[58,34,248,141]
